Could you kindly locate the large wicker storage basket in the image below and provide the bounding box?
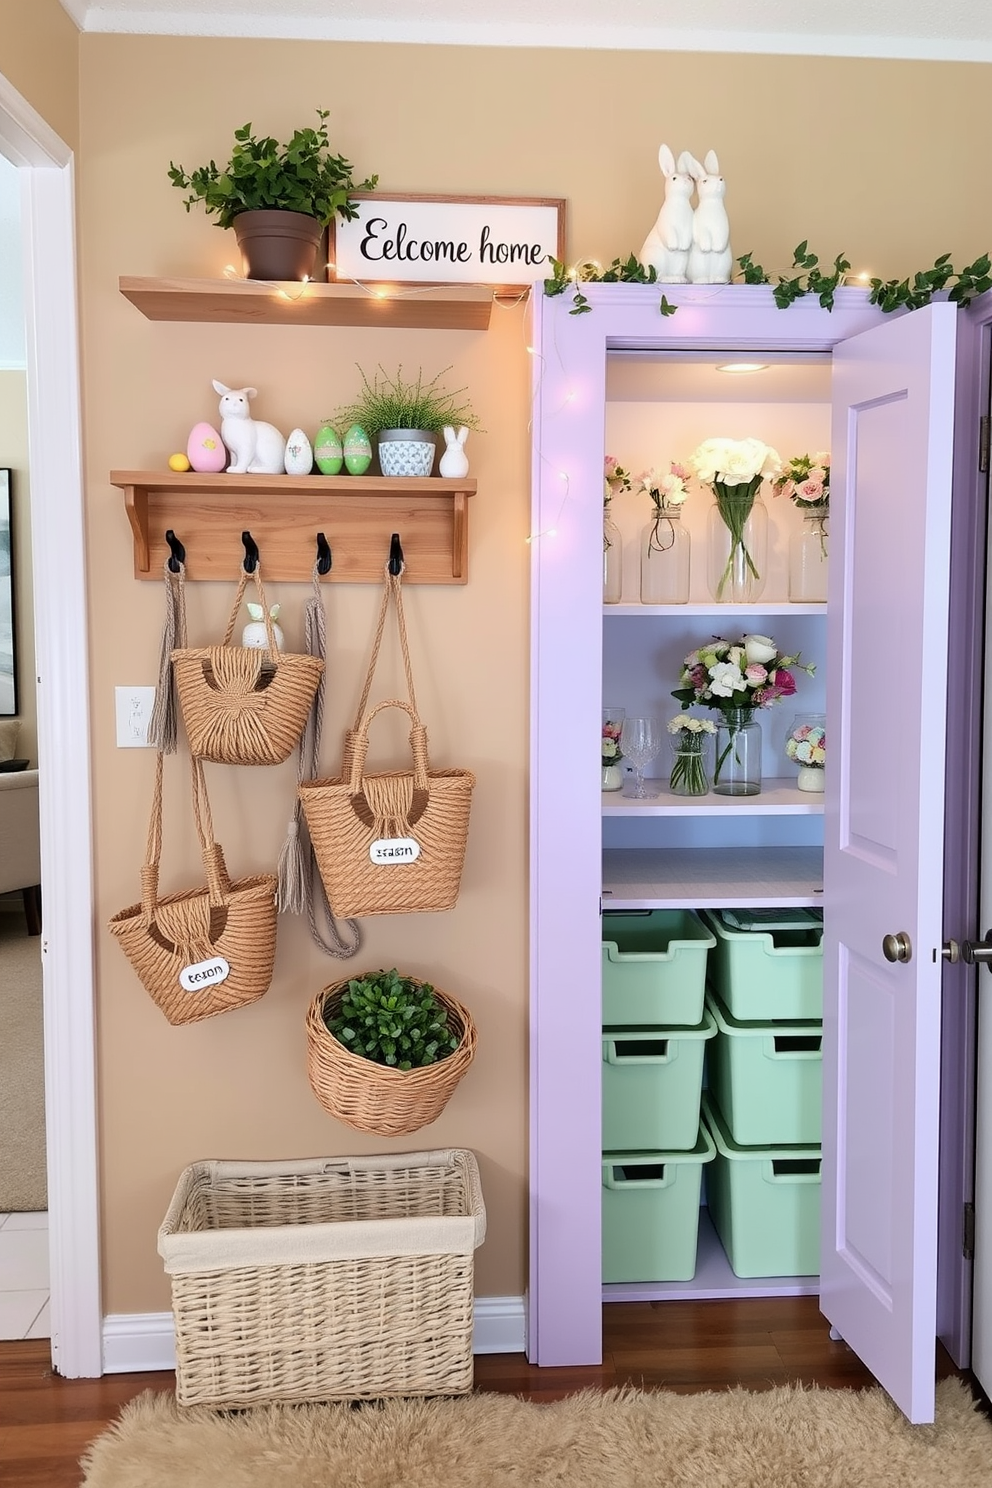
[158,1149,486,1408]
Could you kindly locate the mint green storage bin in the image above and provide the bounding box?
[602,910,716,1027]
[700,908,823,1021]
[602,1125,716,1283]
[705,990,822,1146]
[602,1009,717,1151]
[700,1093,820,1279]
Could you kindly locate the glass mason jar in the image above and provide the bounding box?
[707,489,768,604]
[640,504,690,604]
[668,733,711,796]
[604,513,623,604]
[789,510,829,603]
[713,707,762,796]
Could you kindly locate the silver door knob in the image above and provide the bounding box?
[961,932,992,966]
[882,931,912,964]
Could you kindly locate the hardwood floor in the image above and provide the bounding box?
[0,1298,976,1486]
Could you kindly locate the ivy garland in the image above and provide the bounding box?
[544,243,992,317]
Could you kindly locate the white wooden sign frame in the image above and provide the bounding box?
[329,193,566,291]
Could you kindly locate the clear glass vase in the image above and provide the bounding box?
[789,511,829,603]
[604,513,623,604]
[668,736,711,796]
[707,487,768,603]
[713,707,762,796]
[640,505,690,604]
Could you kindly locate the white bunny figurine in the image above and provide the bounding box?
[638,145,695,284]
[439,424,470,479]
[212,379,287,475]
[241,602,285,651]
[686,151,733,285]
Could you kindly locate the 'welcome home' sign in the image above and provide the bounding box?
[330,194,566,289]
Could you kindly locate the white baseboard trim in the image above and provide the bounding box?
[102,1296,526,1374]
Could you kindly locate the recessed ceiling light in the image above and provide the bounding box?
[716,362,769,374]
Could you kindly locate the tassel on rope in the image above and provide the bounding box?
[276,812,307,915]
[147,561,187,753]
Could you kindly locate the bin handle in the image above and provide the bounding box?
[767,1034,822,1059]
[764,1157,821,1184]
[604,1038,672,1065]
[603,1162,674,1190]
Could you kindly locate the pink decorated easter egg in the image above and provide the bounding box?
[187,422,227,473]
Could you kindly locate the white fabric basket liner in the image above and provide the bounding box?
[158,1149,486,1275]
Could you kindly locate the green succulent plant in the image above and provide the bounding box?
[325,969,462,1070]
[168,109,378,230]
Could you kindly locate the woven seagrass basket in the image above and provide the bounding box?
[172,565,323,766]
[299,699,475,917]
[306,976,477,1136]
[107,754,278,1025]
[158,1149,486,1406]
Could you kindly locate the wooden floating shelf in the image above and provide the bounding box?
[119,276,494,331]
[110,471,476,584]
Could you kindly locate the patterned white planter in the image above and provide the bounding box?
[378,429,436,477]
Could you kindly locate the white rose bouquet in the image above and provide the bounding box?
[687,436,781,600]
[639,462,690,557]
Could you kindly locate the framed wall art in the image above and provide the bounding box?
[0,470,16,716]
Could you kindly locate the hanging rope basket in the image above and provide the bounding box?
[305,976,477,1136]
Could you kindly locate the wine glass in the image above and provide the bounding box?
[620,716,662,798]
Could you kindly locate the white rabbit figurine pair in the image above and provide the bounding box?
[212,379,287,474]
[439,424,470,479]
[638,146,732,286]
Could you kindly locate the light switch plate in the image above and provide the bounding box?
[115,686,156,748]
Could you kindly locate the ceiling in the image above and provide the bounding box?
[55,0,992,63]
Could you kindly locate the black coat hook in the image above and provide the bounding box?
[388,532,404,576]
[241,531,260,574]
[316,531,332,575]
[165,529,186,574]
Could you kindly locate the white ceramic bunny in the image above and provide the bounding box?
[241,602,285,651]
[638,145,695,284]
[439,424,470,479]
[212,379,287,475]
[686,151,733,285]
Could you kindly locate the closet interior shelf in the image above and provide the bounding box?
[110,470,477,584]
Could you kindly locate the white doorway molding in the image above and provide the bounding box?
[0,72,101,1376]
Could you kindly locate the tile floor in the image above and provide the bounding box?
[0,1211,49,1339]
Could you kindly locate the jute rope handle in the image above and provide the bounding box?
[347,698,432,797]
[221,564,281,654]
[276,561,361,958]
[139,751,231,928]
[147,561,189,754]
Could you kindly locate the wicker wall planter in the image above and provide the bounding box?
[306,976,477,1136]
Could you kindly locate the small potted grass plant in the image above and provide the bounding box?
[305,968,477,1136]
[334,364,481,476]
[168,109,378,282]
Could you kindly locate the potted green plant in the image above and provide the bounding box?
[334,364,481,477]
[305,968,477,1136]
[168,109,378,283]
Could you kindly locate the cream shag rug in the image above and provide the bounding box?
[80,1379,992,1487]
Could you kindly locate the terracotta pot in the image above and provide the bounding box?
[232,209,323,282]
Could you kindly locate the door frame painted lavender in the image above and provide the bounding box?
[527,282,977,1388]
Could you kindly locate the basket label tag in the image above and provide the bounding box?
[370,836,421,864]
[179,955,231,992]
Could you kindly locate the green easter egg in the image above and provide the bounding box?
[313,421,343,475]
[343,423,372,475]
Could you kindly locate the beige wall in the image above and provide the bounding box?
[0,371,36,763]
[78,36,992,1313]
[0,1,78,151]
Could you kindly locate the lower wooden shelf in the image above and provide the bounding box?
[110,470,477,583]
[601,846,824,908]
[602,1209,819,1303]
